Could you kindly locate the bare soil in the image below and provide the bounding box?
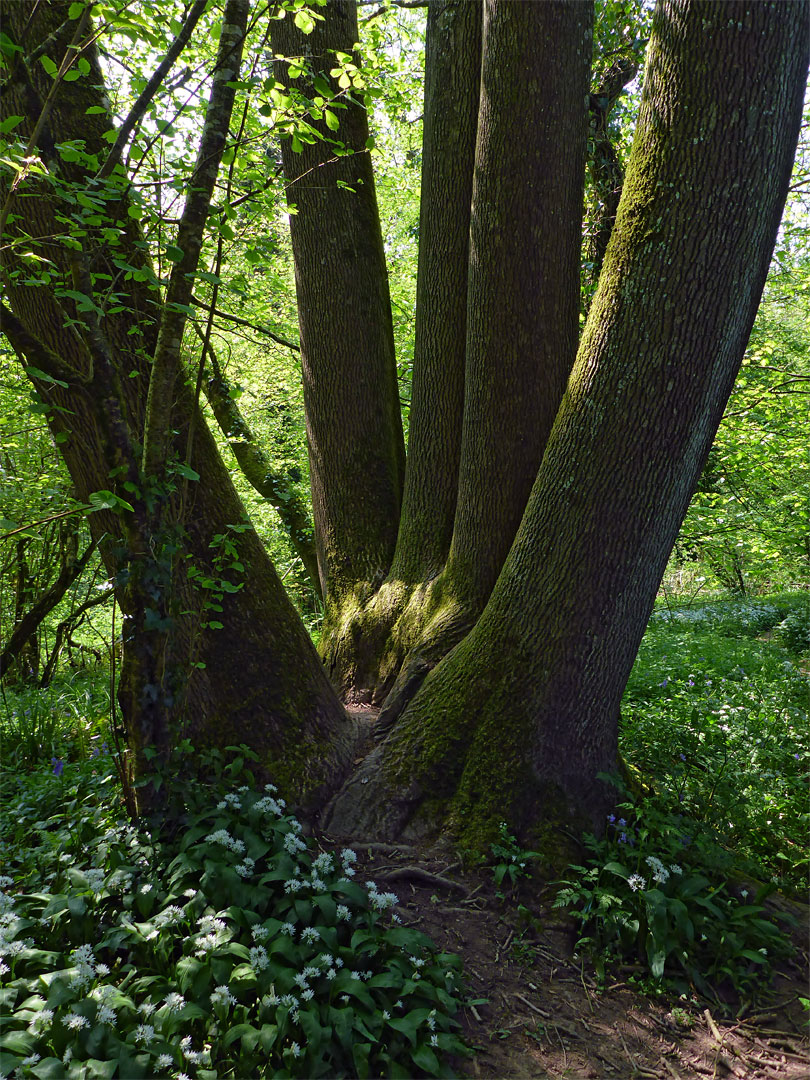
[328,834,810,1079]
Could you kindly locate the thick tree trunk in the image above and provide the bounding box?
[327,0,809,847]
[1,0,356,811]
[271,1,405,612]
[321,0,483,699]
[356,0,594,727]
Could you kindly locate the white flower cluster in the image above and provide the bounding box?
[211,984,237,1008]
[216,793,243,811]
[367,880,399,912]
[236,857,255,879]
[70,944,100,990]
[283,831,307,856]
[153,904,185,929]
[645,855,671,884]
[628,873,646,892]
[205,829,246,855]
[85,867,106,894]
[195,913,229,957]
[254,793,286,816]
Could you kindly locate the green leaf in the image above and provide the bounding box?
[323,109,340,132]
[0,115,23,134]
[174,462,200,481]
[68,2,86,18]
[24,366,69,389]
[40,56,58,78]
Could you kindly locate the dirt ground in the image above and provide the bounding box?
[341,839,810,1080]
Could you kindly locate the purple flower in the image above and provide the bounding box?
[51,758,64,777]
[617,818,627,828]
[607,814,616,824]
[795,753,800,761]
[619,832,628,844]
[659,678,668,688]
[680,753,686,762]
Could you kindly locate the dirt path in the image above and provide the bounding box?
[335,840,810,1079]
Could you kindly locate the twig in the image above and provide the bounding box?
[514,992,549,1018]
[704,1008,723,1044]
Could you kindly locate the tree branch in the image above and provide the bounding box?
[96,0,209,182]
[0,301,92,386]
[142,0,249,478]
[189,295,300,351]
[0,534,99,680]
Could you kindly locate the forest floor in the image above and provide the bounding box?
[336,818,810,1079]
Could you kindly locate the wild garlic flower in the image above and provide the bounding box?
[645,856,670,884]
[236,858,255,879]
[63,1013,90,1031]
[251,925,270,942]
[156,1054,174,1069]
[336,904,351,921]
[97,1004,117,1026]
[249,945,269,972]
[210,985,236,1008]
[628,873,646,892]
[27,1009,53,1034]
[134,1023,155,1044]
[163,992,185,1013]
[283,832,307,855]
[300,927,320,944]
[280,922,296,936]
[0,876,13,888]
[153,905,184,928]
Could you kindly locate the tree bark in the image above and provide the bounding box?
[271,1,405,609]
[0,0,356,812]
[360,0,594,728]
[320,0,483,698]
[327,0,809,847]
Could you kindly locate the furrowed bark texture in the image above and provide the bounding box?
[358,0,594,731]
[327,0,809,845]
[442,0,593,607]
[389,0,482,585]
[0,1,355,810]
[271,1,405,607]
[320,0,483,700]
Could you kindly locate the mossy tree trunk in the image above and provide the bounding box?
[325,0,809,846]
[270,3,406,620]
[0,0,356,812]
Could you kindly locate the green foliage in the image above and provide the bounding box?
[489,823,539,899]
[774,605,810,654]
[622,598,809,893]
[0,750,470,1078]
[0,675,111,771]
[554,783,794,1008]
[554,595,807,1009]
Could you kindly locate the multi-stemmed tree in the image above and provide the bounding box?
[1,0,807,845]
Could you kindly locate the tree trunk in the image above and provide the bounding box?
[270,1,405,613]
[0,0,356,812]
[326,0,809,847]
[320,0,483,698]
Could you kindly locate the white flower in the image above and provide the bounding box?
[139,883,153,894]
[63,1012,90,1030]
[138,1001,156,1017]
[382,1010,390,1020]
[26,1009,53,1034]
[0,876,12,888]
[301,989,314,1000]
[280,922,296,936]
[290,1042,302,1058]
[249,945,269,972]
[284,879,303,893]
[284,832,307,855]
[97,1004,117,1025]
[628,874,646,892]
[341,848,357,865]
[236,859,255,878]
[62,1049,72,1064]
[669,864,683,875]
[134,1023,155,1044]
[336,904,351,921]
[21,1054,41,1066]
[154,905,184,928]
[251,925,269,942]
[211,985,236,1007]
[163,992,185,1012]
[301,927,320,944]
[156,1054,173,1069]
[0,960,8,976]
[430,1034,439,1047]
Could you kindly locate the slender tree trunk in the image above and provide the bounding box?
[1,0,356,812]
[271,1,405,611]
[321,0,483,699]
[326,0,809,847]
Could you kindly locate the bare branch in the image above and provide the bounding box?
[189,295,300,351]
[142,0,249,478]
[96,0,209,181]
[0,301,91,386]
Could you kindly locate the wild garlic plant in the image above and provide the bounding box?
[0,761,469,1079]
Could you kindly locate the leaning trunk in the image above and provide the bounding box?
[327,0,809,848]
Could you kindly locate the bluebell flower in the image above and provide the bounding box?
[51,757,64,777]
[607,814,616,824]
